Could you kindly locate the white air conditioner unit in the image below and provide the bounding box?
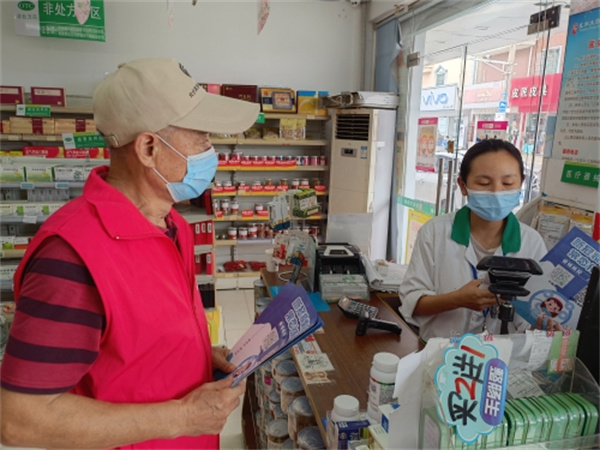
[327,108,397,259]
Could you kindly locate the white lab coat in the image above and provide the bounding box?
[399,209,547,341]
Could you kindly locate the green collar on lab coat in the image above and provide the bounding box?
[451,206,521,254]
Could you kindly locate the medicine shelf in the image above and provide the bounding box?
[215,270,261,279]
[0,156,107,166]
[212,191,327,198]
[0,215,49,224]
[0,181,86,189]
[195,274,215,284]
[216,166,328,172]
[215,239,273,247]
[211,138,327,147]
[214,214,326,222]
[0,249,27,259]
[177,210,214,223]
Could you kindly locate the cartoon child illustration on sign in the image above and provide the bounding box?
[540,296,563,318]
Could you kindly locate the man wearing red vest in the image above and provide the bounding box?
[1,58,259,449]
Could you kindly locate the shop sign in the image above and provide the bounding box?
[16,104,51,117]
[62,132,106,149]
[14,0,105,42]
[463,81,504,109]
[435,334,508,444]
[420,85,457,112]
[560,162,599,188]
[508,73,562,113]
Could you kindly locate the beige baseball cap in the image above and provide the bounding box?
[93,58,260,148]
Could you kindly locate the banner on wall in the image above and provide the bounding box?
[14,0,105,42]
[405,208,432,263]
[552,4,600,164]
[476,121,508,142]
[416,117,438,172]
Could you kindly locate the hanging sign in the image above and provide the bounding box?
[62,132,106,149]
[435,334,508,444]
[553,6,600,164]
[14,0,106,42]
[16,104,51,117]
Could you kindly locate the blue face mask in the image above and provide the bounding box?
[154,135,218,203]
[466,188,521,222]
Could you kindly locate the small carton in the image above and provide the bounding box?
[30,86,67,106]
[22,146,64,158]
[0,264,19,281]
[16,203,43,217]
[0,166,25,183]
[0,85,25,104]
[41,203,64,216]
[200,83,222,95]
[222,84,258,103]
[53,166,86,181]
[297,90,317,115]
[260,87,296,113]
[327,415,371,450]
[368,424,388,450]
[24,165,54,182]
[1,236,15,250]
[13,236,30,250]
[0,203,16,217]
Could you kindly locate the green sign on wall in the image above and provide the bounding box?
[15,0,105,42]
[561,162,599,188]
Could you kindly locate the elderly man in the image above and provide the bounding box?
[1,58,259,449]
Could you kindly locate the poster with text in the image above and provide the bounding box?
[552,5,600,164]
[416,117,438,172]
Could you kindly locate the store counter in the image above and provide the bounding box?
[260,269,423,439]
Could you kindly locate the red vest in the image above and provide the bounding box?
[14,167,218,449]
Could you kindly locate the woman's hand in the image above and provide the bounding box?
[455,279,498,311]
[533,313,563,332]
[211,346,236,374]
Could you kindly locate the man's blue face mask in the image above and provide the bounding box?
[153,135,218,203]
[466,188,521,222]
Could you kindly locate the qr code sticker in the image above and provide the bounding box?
[549,265,574,288]
[260,328,279,353]
[573,287,587,308]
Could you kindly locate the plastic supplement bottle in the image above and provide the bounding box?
[330,394,361,423]
[367,352,400,421]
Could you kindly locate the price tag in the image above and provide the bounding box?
[62,133,107,149]
[19,182,35,190]
[22,215,37,224]
[16,104,52,117]
[55,182,70,189]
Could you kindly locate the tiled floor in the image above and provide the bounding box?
[0,289,254,450]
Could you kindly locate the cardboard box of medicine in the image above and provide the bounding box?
[0,264,19,281]
[194,254,203,275]
[13,237,30,250]
[54,118,96,134]
[222,84,258,103]
[30,86,67,106]
[0,167,25,183]
[0,85,25,104]
[53,166,86,182]
[327,418,371,450]
[297,91,318,115]
[260,88,296,113]
[42,203,64,216]
[1,236,15,250]
[0,203,16,217]
[16,203,43,217]
[200,83,222,95]
[9,117,55,135]
[204,252,215,275]
[368,424,388,450]
[22,146,64,158]
[24,165,54,182]
[64,147,105,159]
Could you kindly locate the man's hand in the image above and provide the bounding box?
[178,377,246,437]
[455,279,498,312]
[212,346,236,374]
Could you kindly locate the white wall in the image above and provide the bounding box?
[0,0,363,97]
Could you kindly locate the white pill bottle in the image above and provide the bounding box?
[367,352,400,421]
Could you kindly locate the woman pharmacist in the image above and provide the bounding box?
[399,139,548,341]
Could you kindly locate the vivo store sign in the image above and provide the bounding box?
[420,85,458,112]
[14,0,105,42]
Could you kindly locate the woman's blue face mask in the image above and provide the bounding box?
[466,188,521,222]
[153,135,218,203]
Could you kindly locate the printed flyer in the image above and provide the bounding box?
[225,283,323,386]
[514,227,600,330]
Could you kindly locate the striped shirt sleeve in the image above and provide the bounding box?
[1,236,105,394]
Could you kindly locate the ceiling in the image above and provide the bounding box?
[423,0,571,64]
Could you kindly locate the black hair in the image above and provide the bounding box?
[459,139,525,183]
